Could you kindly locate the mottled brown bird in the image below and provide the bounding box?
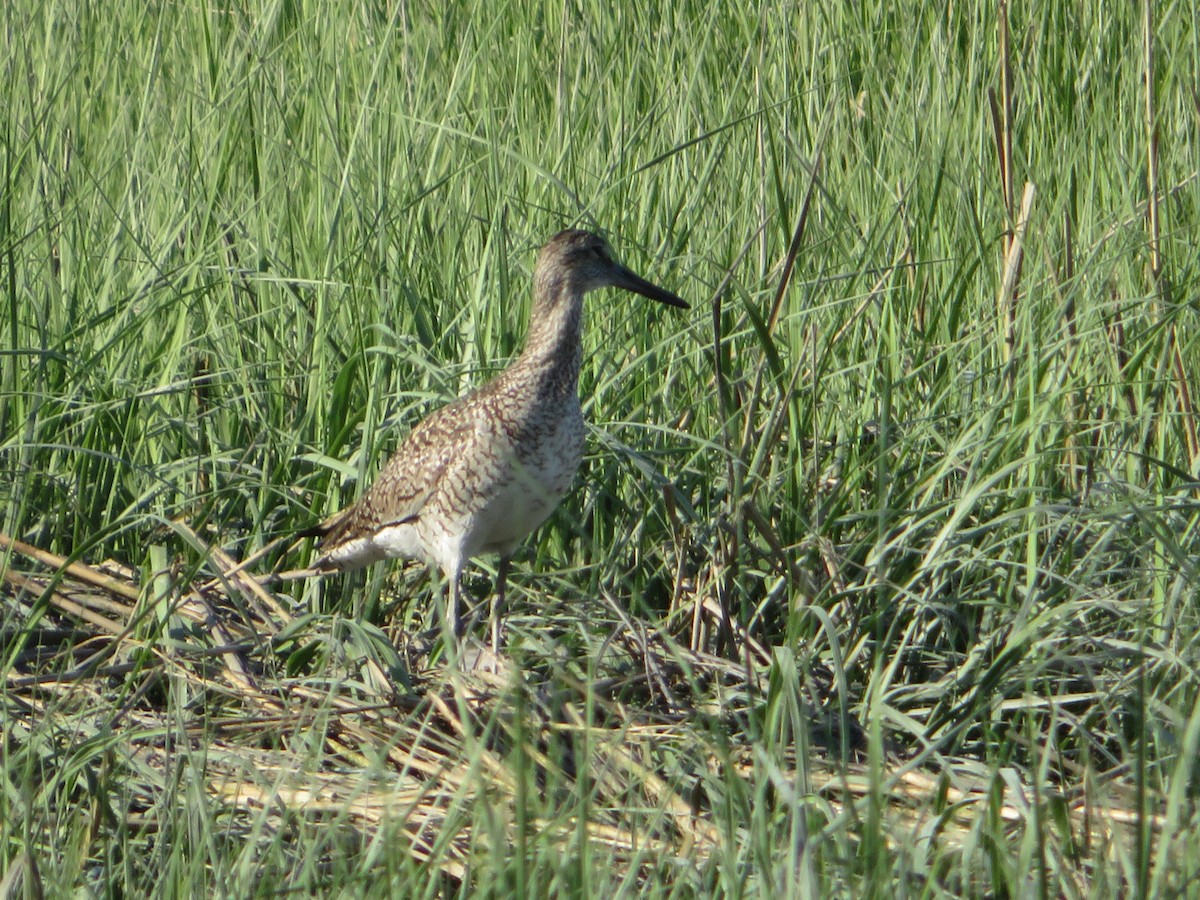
[306,230,688,652]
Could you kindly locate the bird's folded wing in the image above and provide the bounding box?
[316,399,476,548]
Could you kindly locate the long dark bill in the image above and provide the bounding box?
[612,266,689,309]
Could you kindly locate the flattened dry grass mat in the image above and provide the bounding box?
[1,529,1160,892]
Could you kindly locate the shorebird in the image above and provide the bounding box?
[304,229,688,653]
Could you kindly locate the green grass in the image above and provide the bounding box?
[4,0,1200,895]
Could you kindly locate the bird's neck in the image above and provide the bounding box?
[516,287,583,389]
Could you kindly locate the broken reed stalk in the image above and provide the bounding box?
[997,184,1035,371]
[990,0,1028,375]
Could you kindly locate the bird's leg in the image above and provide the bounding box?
[446,562,465,646]
[490,554,511,655]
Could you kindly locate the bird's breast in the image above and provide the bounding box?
[454,396,585,555]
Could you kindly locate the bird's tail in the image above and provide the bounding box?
[289,507,357,575]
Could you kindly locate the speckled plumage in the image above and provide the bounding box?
[309,229,688,651]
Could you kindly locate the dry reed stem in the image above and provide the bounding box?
[997,183,1036,369]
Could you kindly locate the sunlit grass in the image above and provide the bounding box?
[3,0,1200,894]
